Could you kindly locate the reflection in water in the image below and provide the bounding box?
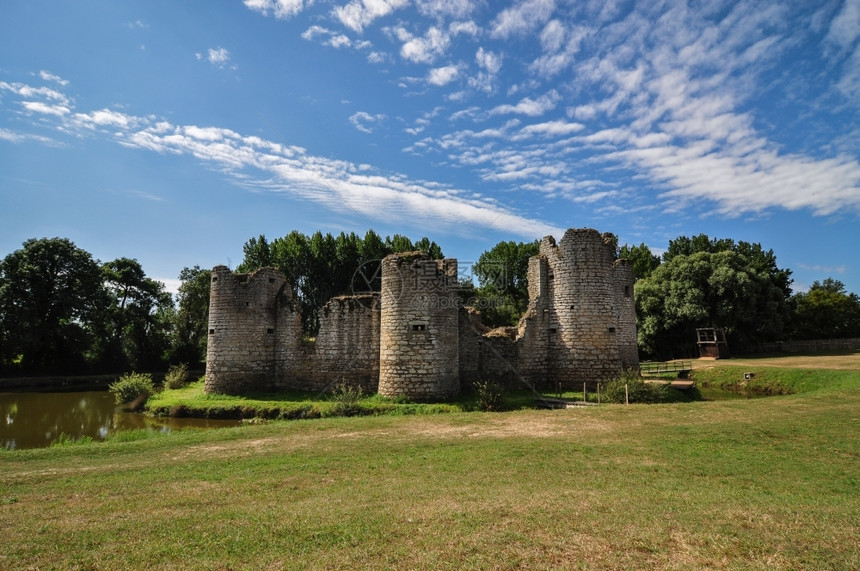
[0,390,241,450]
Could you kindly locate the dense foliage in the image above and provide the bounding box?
[0,238,205,375]
[789,278,860,340]
[108,371,155,405]
[470,240,539,327]
[236,230,443,335]
[0,238,104,374]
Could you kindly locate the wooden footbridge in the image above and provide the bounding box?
[640,360,695,390]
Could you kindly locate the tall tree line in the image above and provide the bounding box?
[236,230,443,335]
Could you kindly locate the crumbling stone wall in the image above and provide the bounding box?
[204,227,638,398]
[302,294,380,393]
[458,308,519,391]
[378,252,460,400]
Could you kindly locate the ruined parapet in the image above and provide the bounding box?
[205,266,300,394]
[516,253,552,389]
[612,259,639,370]
[378,252,460,400]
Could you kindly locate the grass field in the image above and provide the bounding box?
[1,353,858,569]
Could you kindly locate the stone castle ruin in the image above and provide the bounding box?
[205,228,639,399]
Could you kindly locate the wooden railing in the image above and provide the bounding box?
[639,361,693,375]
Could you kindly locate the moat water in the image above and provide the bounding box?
[0,389,241,450]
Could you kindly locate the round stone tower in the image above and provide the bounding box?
[205,265,298,394]
[540,228,638,386]
[378,252,459,400]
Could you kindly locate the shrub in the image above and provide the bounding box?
[474,378,505,412]
[603,369,669,404]
[109,372,155,407]
[164,363,189,390]
[329,382,364,417]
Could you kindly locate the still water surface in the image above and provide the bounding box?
[1,389,241,450]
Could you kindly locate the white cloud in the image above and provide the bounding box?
[400,26,451,64]
[73,108,139,129]
[489,91,560,116]
[349,111,386,133]
[490,0,555,39]
[302,25,354,48]
[427,64,460,86]
[206,47,233,68]
[334,0,408,33]
[38,70,69,86]
[826,0,860,51]
[244,0,309,20]
[5,76,558,241]
[540,19,565,53]
[416,0,478,20]
[449,20,479,37]
[515,120,584,139]
[0,128,59,145]
[21,101,70,116]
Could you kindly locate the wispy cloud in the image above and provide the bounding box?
[38,70,69,86]
[333,0,408,33]
[197,47,236,70]
[4,75,560,241]
[490,0,556,39]
[349,111,386,133]
[244,0,309,20]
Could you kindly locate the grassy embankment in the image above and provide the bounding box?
[144,381,535,419]
[1,353,858,569]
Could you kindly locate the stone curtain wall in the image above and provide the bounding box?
[378,252,460,400]
[612,259,639,370]
[304,294,380,393]
[204,228,639,397]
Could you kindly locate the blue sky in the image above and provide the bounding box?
[1,0,859,296]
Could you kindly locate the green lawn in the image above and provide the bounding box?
[2,361,858,569]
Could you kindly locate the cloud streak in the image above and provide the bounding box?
[2,75,560,241]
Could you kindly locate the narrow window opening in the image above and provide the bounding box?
[209,329,215,335]
[267,328,275,334]
[212,276,218,282]
[624,285,631,298]
[608,327,616,334]
[548,327,557,334]
[412,323,427,332]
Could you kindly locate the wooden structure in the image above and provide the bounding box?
[696,328,729,359]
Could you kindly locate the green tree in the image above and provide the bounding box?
[636,250,789,359]
[237,230,443,335]
[790,279,860,340]
[618,243,661,281]
[99,258,173,371]
[664,234,792,297]
[168,266,211,367]
[471,240,540,327]
[0,238,104,374]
